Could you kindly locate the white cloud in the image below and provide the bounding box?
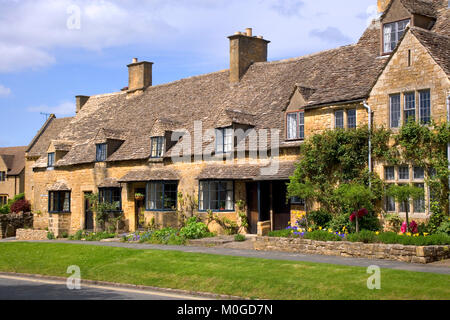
[27,101,75,116]
[310,27,352,44]
[0,0,374,72]
[0,85,11,97]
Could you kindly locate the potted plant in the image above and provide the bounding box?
[135,193,145,201]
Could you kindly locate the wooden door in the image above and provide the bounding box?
[84,192,94,231]
[246,182,259,234]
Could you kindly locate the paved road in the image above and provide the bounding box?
[2,239,449,274]
[0,275,205,300]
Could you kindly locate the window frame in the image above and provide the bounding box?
[0,171,5,182]
[383,19,410,54]
[334,110,344,129]
[47,152,55,168]
[0,195,7,206]
[48,191,71,213]
[384,166,395,181]
[145,181,178,212]
[419,89,431,124]
[96,143,107,162]
[215,127,234,154]
[347,109,357,129]
[99,187,122,212]
[389,94,401,128]
[198,180,235,212]
[286,111,305,140]
[150,136,165,158]
[404,92,416,124]
[398,166,410,180]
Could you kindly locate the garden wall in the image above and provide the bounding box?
[0,213,33,239]
[16,229,48,241]
[254,237,450,264]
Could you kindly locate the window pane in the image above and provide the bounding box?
[413,167,424,180]
[399,166,409,180]
[96,144,107,161]
[63,192,70,212]
[163,183,177,210]
[299,112,305,139]
[199,181,233,211]
[287,113,298,139]
[419,90,431,124]
[347,109,356,129]
[414,183,425,213]
[48,153,55,167]
[390,94,401,128]
[383,23,392,53]
[224,128,233,153]
[335,110,344,129]
[215,129,224,153]
[404,93,416,124]
[385,166,395,180]
[385,185,396,212]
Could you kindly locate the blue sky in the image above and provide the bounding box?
[0,0,378,147]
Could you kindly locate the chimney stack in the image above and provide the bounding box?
[76,95,90,113]
[228,28,270,83]
[377,0,391,13]
[127,58,154,94]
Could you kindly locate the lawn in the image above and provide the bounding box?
[0,242,448,300]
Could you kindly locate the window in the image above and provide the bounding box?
[96,143,107,162]
[414,183,426,213]
[413,167,424,180]
[404,92,416,124]
[419,90,431,124]
[146,182,178,211]
[385,166,395,180]
[390,94,401,128]
[99,188,122,211]
[398,184,409,212]
[47,152,55,167]
[399,166,409,180]
[383,19,410,53]
[199,181,234,211]
[49,191,71,213]
[385,186,396,212]
[347,109,356,129]
[0,195,7,206]
[150,137,164,158]
[286,111,305,140]
[216,127,233,154]
[0,171,5,182]
[335,110,344,129]
[290,197,305,206]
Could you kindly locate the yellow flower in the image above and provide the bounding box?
[328,229,333,233]
[308,228,312,232]
[406,232,412,237]
[375,232,380,235]
[423,233,429,236]
[319,227,322,230]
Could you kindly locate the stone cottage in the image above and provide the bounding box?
[0,146,27,205]
[25,0,449,236]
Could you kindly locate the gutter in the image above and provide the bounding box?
[363,101,372,188]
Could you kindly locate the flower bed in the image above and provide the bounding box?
[254,236,450,264]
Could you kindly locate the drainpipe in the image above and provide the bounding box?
[363,101,372,188]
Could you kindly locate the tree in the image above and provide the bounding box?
[386,185,424,232]
[84,193,122,233]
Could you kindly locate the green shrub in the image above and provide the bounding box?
[377,232,450,246]
[308,210,332,228]
[84,232,116,241]
[59,232,69,239]
[139,228,187,245]
[303,230,343,242]
[234,234,246,242]
[435,220,450,235]
[47,232,55,240]
[69,230,84,240]
[268,229,292,238]
[346,230,377,243]
[179,217,212,239]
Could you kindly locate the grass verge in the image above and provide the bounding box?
[0,242,449,300]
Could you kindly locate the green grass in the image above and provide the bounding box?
[0,242,449,300]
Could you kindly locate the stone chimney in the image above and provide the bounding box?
[228,28,270,83]
[377,0,391,13]
[76,95,90,113]
[127,58,154,94]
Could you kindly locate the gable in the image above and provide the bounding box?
[0,156,7,172]
[383,0,411,24]
[286,89,308,112]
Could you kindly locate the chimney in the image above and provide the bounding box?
[76,95,90,113]
[377,0,391,13]
[127,58,154,94]
[228,28,270,83]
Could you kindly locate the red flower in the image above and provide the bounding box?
[409,221,418,234]
[357,208,368,218]
[350,213,356,222]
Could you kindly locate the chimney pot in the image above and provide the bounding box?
[246,28,252,37]
[132,58,138,63]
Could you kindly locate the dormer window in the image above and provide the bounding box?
[96,143,107,162]
[216,127,233,154]
[0,171,5,182]
[47,152,55,168]
[150,137,164,158]
[286,111,304,140]
[383,19,410,53]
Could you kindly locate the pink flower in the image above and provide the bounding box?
[401,222,408,234]
[357,208,368,218]
[409,221,418,234]
[350,213,356,222]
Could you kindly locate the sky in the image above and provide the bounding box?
[0,0,379,147]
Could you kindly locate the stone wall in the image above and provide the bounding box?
[16,228,48,241]
[254,236,450,264]
[0,212,33,239]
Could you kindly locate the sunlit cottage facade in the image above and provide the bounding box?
[25,0,449,236]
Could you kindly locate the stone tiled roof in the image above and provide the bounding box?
[0,146,27,175]
[197,161,298,181]
[26,116,74,158]
[411,27,450,76]
[119,168,180,182]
